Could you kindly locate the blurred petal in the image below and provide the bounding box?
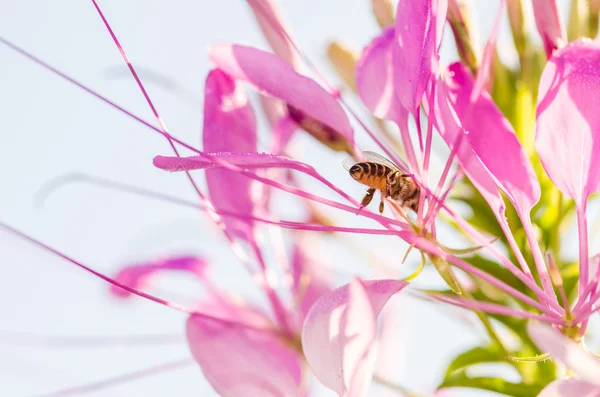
[470,0,503,102]
[187,315,304,397]
[532,0,567,57]
[536,40,600,206]
[356,28,401,120]
[291,243,333,323]
[393,0,447,112]
[445,62,540,212]
[537,379,600,397]
[111,256,206,298]
[247,0,301,68]
[374,295,406,387]
[528,322,600,385]
[203,69,257,238]
[154,152,313,173]
[209,44,354,148]
[302,279,407,397]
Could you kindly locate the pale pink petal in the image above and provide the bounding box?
[373,296,406,387]
[197,293,272,329]
[356,28,401,121]
[536,40,600,206]
[203,69,257,238]
[445,62,540,212]
[537,379,600,397]
[528,322,600,385]
[302,279,407,397]
[290,244,333,323]
[209,44,354,147]
[470,0,503,102]
[247,0,301,69]
[532,0,567,57]
[187,315,304,397]
[393,0,447,112]
[111,256,206,298]
[153,153,313,174]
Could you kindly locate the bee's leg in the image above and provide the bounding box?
[361,188,376,207]
[379,199,385,214]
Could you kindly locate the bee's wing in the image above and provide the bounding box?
[342,155,361,171]
[361,151,401,171]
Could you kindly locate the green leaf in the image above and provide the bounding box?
[441,373,545,397]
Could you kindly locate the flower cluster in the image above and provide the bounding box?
[4,0,600,396]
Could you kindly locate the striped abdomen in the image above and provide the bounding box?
[349,162,394,191]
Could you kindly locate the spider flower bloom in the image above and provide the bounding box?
[6,0,600,396]
[528,322,600,396]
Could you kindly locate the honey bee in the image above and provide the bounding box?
[343,151,420,214]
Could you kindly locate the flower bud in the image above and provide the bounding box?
[447,0,480,75]
[507,0,528,60]
[590,0,600,37]
[286,104,354,154]
[532,0,567,57]
[326,42,358,92]
[371,0,395,28]
[567,0,590,41]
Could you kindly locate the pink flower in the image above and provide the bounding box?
[529,322,600,396]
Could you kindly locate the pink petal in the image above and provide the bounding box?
[290,244,333,323]
[532,0,567,57]
[302,279,407,397]
[537,379,600,397]
[528,322,600,385]
[356,28,401,121]
[209,44,354,147]
[536,40,600,206]
[111,256,206,298]
[445,62,540,212]
[203,70,257,238]
[393,0,447,112]
[247,0,301,69]
[187,315,305,397]
[154,152,300,172]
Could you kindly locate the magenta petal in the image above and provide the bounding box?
[528,322,600,385]
[209,44,354,146]
[111,256,206,298]
[186,315,304,397]
[393,0,445,112]
[356,28,401,120]
[537,379,600,397]
[532,0,567,57]
[445,62,540,211]
[203,70,257,238]
[430,77,504,212]
[302,279,407,397]
[536,40,600,205]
